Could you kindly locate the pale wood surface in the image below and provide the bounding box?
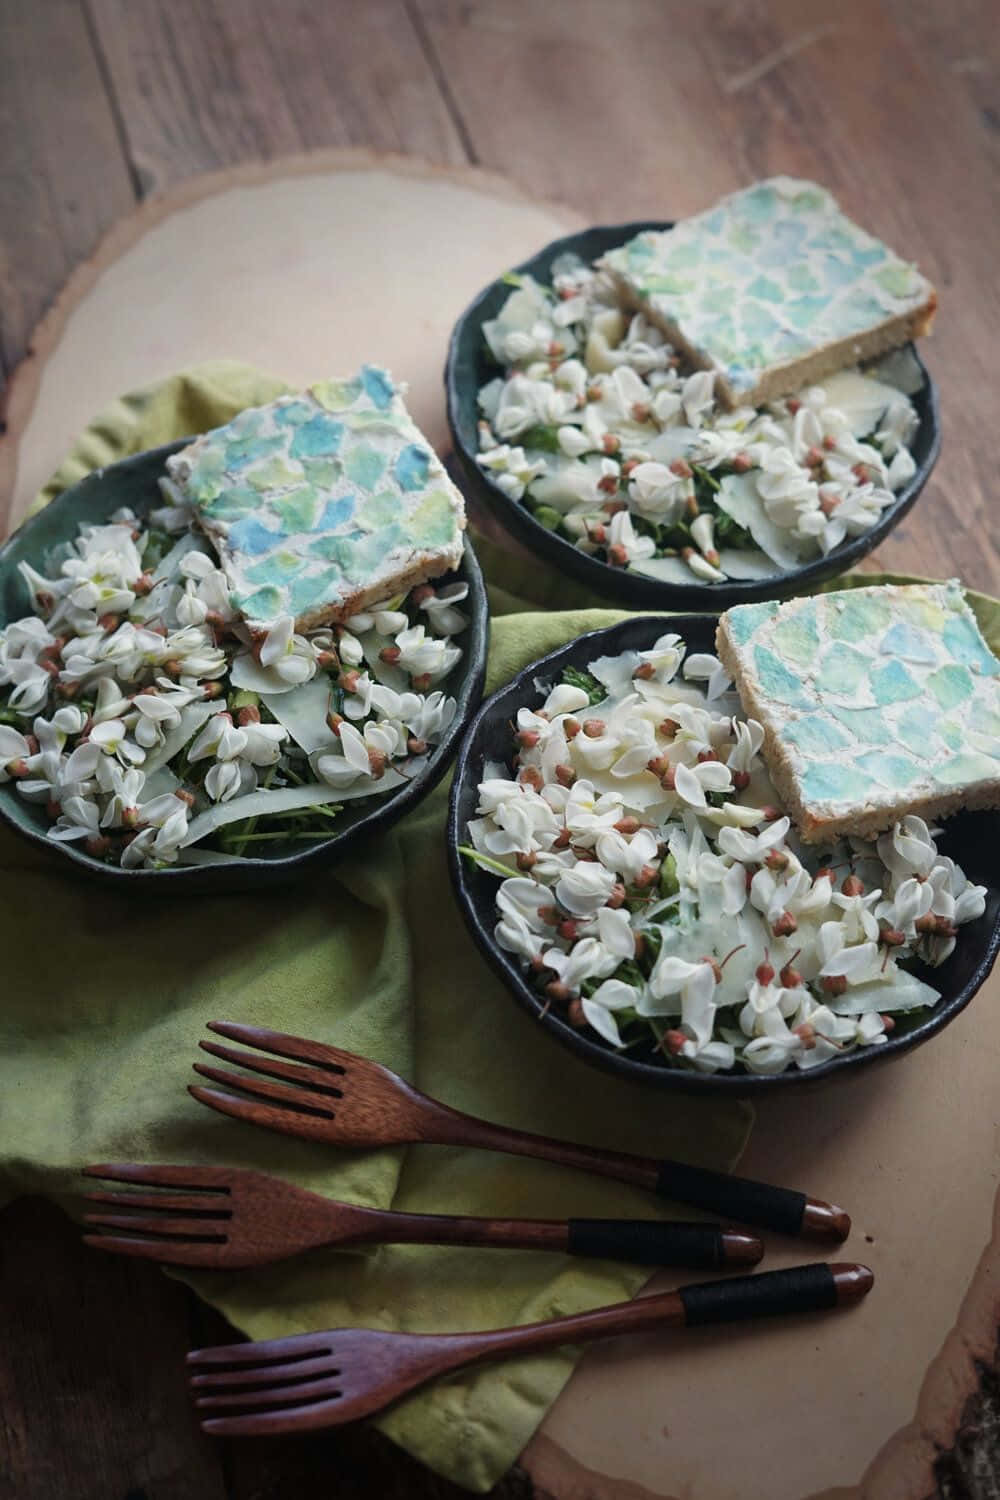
[0,3,998,1498]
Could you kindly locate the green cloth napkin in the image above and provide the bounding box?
[2,363,752,1493]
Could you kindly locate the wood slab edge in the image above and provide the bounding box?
[521,1177,1000,1500]
[0,146,580,517]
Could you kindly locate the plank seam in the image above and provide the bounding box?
[403,0,479,165]
[79,0,145,202]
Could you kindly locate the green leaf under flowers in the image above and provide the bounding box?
[560,666,605,705]
[457,844,517,880]
[519,425,562,454]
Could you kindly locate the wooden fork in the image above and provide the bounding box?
[189,1021,850,1241]
[80,1162,762,1270]
[186,1261,873,1436]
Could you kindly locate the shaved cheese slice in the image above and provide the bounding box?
[141,701,217,775]
[717,473,806,571]
[230,652,306,695]
[262,677,338,754]
[151,531,209,583]
[716,547,784,580]
[829,970,940,1016]
[818,370,905,438]
[181,775,404,848]
[629,555,703,585]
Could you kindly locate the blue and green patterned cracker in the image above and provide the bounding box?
[717,583,1000,842]
[601,178,936,408]
[166,368,465,629]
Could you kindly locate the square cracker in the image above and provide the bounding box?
[600,178,936,409]
[716,583,1000,843]
[167,367,466,631]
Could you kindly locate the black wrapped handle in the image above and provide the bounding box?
[679,1262,838,1326]
[656,1159,807,1236]
[566,1219,731,1268]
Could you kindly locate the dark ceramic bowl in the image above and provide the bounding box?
[447,615,1000,1096]
[446,221,941,612]
[0,441,489,890]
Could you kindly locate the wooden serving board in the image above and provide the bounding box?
[1,153,998,1500]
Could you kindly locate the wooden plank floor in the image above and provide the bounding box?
[0,3,998,1497]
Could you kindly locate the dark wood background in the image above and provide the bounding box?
[1,3,998,1497]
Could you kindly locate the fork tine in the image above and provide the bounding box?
[82,1212,229,1238]
[189,1084,335,1139]
[187,1333,332,1366]
[189,1354,336,1389]
[81,1191,231,1216]
[82,1163,234,1190]
[206,1021,353,1074]
[82,1234,224,1265]
[191,1063,337,1118]
[200,1402,346,1437]
[198,1039,344,1098]
[195,1374,342,1411]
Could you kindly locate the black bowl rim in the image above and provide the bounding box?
[447,613,1000,1096]
[445,219,942,612]
[0,439,490,887]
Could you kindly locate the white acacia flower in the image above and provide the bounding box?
[496,877,554,934]
[338,630,366,666]
[130,692,183,748]
[627,461,689,521]
[240,721,287,767]
[393,625,461,682]
[188,712,247,764]
[48,795,101,842]
[644,953,716,1011]
[0,725,33,779]
[259,616,317,687]
[564,780,624,846]
[3,657,51,714]
[542,683,591,717]
[418,584,469,637]
[818,484,894,554]
[681,653,731,702]
[582,978,641,1047]
[121,807,189,869]
[742,1008,804,1074]
[717,815,790,863]
[495,908,546,964]
[99,765,147,828]
[816,923,880,984]
[831,886,882,942]
[886,447,917,489]
[681,370,715,427]
[404,691,457,745]
[637,633,684,680]
[205,761,255,803]
[593,904,638,959]
[753,446,820,531]
[543,937,619,992]
[477,444,547,500]
[554,860,618,916]
[314,720,396,787]
[90,717,146,767]
[876,817,937,880]
[672,759,733,808]
[607,509,656,565]
[727,719,765,780]
[595,826,659,883]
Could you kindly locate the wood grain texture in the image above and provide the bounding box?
[0,1196,227,1500]
[0,0,135,379]
[85,0,468,192]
